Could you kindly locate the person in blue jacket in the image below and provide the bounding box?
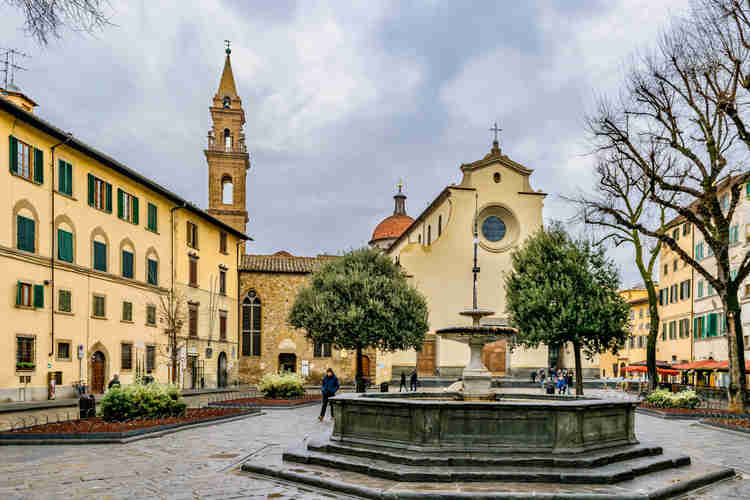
[319,368,340,422]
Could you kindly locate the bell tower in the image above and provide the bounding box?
[206,41,249,236]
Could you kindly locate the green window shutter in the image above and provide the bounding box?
[87,174,95,206]
[147,203,157,231]
[33,284,44,308]
[122,250,133,278]
[105,182,112,213]
[132,196,139,225]
[17,216,35,253]
[16,281,22,306]
[58,160,65,194]
[693,317,699,339]
[148,259,158,285]
[747,183,750,198]
[9,136,17,174]
[708,313,717,337]
[33,148,43,183]
[57,229,73,262]
[59,160,72,196]
[117,189,124,219]
[93,241,107,272]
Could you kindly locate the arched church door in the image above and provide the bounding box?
[217,352,227,388]
[91,351,106,393]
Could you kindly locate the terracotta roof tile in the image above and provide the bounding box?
[240,253,336,273]
[371,214,414,243]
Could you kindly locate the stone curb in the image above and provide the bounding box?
[696,419,750,436]
[0,410,261,445]
[208,400,321,410]
[241,461,736,500]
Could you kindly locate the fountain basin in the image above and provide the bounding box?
[330,392,638,455]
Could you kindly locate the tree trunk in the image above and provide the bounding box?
[355,346,364,393]
[723,290,747,413]
[573,341,584,396]
[645,285,659,392]
[171,331,177,385]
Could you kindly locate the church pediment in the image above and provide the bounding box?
[460,142,532,177]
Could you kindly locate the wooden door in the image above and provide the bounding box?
[417,340,436,376]
[91,351,105,393]
[482,340,507,375]
[361,355,371,379]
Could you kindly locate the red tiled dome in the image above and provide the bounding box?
[371,214,414,243]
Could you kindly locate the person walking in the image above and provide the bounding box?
[399,372,407,392]
[107,374,120,390]
[539,369,546,390]
[556,375,566,395]
[530,371,537,384]
[410,369,418,392]
[319,368,339,422]
[566,371,573,393]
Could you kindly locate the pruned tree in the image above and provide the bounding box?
[587,0,749,411]
[5,0,112,45]
[505,224,630,396]
[569,150,678,390]
[288,247,429,391]
[157,288,187,385]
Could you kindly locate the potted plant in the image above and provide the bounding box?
[16,361,35,371]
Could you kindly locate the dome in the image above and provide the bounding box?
[370,214,414,243]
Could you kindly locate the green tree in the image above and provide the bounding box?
[505,224,630,395]
[288,248,429,390]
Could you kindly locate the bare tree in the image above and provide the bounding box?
[588,3,749,411]
[157,288,187,385]
[570,151,678,390]
[5,0,112,45]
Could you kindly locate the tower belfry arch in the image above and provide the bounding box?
[205,42,250,237]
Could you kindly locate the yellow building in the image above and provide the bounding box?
[657,218,694,364]
[0,50,249,401]
[600,288,651,378]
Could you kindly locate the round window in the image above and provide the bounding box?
[482,216,506,242]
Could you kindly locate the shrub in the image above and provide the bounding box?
[644,389,700,409]
[259,372,305,399]
[99,383,187,421]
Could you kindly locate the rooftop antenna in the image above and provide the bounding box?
[0,48,29,93]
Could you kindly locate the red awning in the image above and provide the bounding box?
[625,365,680,376]
[672,360,750,371]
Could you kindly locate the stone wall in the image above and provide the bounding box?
[237,271,373,384]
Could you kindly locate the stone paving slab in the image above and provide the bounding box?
[0,391,747,499]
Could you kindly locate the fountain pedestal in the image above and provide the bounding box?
[462,336,493,398]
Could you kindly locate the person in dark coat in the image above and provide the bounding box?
[319,368,340,422]
[566,371,573,391]
[399,372,407,392]
[531,371,537,384]
[410,370,418,391]
[107,374,120,390]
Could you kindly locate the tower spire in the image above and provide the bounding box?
[393,180,407,216]
[216,41,238,99]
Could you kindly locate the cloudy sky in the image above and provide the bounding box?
[2,0,690,285]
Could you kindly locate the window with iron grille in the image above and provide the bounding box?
[219,310,227,341]
[146,304,156,325]
[242,292,261,356]
[189,303,198,338]
[58,289,72,312]
[93,295,106,318]
[121,343,133,370]
[146,345,155,373]
[57,341,71,360]
[16,336,34,367]
[122,301,133,322]
[314,342,332,358]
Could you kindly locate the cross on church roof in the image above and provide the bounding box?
[489,121,502,143]
[224,40,231,54]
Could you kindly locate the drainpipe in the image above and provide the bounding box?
[236,238,245,381]
[170,204,187,383]
[49,133,73,357]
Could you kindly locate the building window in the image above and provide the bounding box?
[122,250,134,279]
[708,282,714,296]
[93,294,106,318]
[314,342,332,358]
[58,159,73,196]
[720,194,729,212]
[58,289,72,313]
[697,280,704,298]
[16,215,35,253]
[146,345,155,373]
[147,259,158,285]
[730,225,739,244]
[683,223,690,236]
[189,303,198,338]
[146,304,157,326]
[695,242,704,260]
[438,215,442,237]
[147,203,158,232]
[669,320,676,340]
[242,292,261,356]
[639,308,643,319]
[219,269,226,295]
[637,336,644,348]
[219,310,227,341]
[629,336,635,349]
[87,174,112,212]
[9,137,43,183]
[121,343,133,370]
[122,301,133,322]
[427,225,431,245]
[57,341,71,360]
[663,263,668,276]
[189,257,198,287]
[16,282,32,307]
[224,128,232,151]
[16,335,35,369]
[117,189,139,224]
[220,232,227,253]
[93,241,107,272]
[187,221,198,249]
[673,260,678,272]
[57,228,74,262]
[661,323,667,341]
[672,228,679,241]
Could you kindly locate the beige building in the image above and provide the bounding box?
[0,48,248,401]
[600,288,651,378]
[378,138,599,379]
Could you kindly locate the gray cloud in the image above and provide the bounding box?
[1,0,689,285]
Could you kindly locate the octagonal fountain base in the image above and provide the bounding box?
[241,392,736,499]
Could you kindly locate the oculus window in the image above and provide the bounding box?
[482,216,506,242]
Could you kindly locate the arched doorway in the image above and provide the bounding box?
[217,352,227,388]
[482,340,507,375]
[358,355,371,379]
[279,353,296,373]
[91,351,106,393]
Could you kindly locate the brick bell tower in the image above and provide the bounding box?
[206,41,250,236]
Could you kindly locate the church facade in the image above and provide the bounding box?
[374,139,600,379]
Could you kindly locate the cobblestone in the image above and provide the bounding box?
[0,391,747,499]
